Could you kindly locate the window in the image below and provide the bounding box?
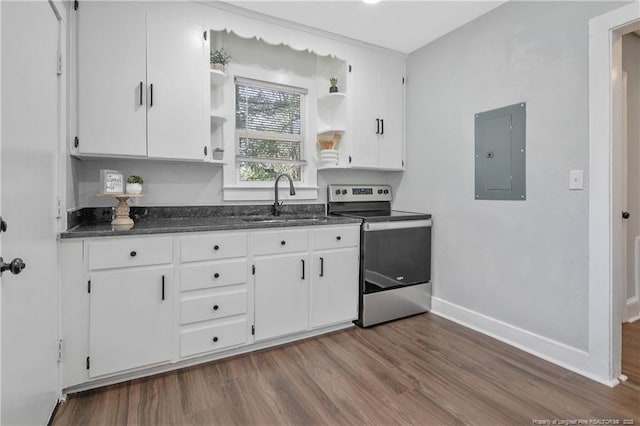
[235,77,307,182]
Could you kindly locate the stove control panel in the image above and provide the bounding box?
[328,184,393,202]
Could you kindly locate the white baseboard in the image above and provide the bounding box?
[430,297,616,387]
[626,296,640,323]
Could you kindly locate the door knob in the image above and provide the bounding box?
[0,216,6,233]
[622,211,631,219]
[0,257,26,276]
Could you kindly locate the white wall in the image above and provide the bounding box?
[397,1,622,351]
[622,33,640,319]
[75,157,393,208]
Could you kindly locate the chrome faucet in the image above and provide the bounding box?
[273,173,296,216]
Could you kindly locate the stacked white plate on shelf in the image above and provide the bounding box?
[319,149,338,167]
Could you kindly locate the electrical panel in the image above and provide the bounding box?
[475,102,526,201]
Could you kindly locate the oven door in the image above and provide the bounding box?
[362,219,431,294]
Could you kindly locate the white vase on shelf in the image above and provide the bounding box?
[126,183,142,194]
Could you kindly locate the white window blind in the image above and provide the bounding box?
[235,77,306,182]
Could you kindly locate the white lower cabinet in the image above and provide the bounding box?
[180,319,247,358]
[311,247,359,328]
[59,224,360,391]
[254,253,309,341]
[89,266,173,377]
[180,288,247,325]
[252,225,360,340]
[178,231,250,360]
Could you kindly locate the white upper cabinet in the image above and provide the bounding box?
[349,50,405,170]
[146,13,207,160]
[77,2,147,157]
[76,3,208,161]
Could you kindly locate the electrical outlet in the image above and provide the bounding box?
[569,170,584,190]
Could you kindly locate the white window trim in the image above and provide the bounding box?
[223,63,318,201]
[235,78,307,185]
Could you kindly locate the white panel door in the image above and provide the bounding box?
[311,248,359,328]
[89,267,173,378]
[254,253,309,341]
[1,1,60,424]
[147,13,207,160]
[77,2,147,156]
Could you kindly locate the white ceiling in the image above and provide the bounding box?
[221,1,506,54]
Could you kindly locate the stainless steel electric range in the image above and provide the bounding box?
[327,184,432,327]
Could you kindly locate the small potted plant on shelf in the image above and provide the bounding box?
[329,77,338,93]
[210,47,231,72]
[213,148,224,161]
[126,175,144,194]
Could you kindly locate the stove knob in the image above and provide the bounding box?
[384,189,389,194]
[335,189,341,195]
[342,190,347,195]
[378,189,383,194]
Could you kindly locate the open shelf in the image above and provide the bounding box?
[318,93,346,111]
[318,92,346,102]
[210,69,227,85]
[317,128,345,136]
[317,165,347,170]
[210,115,227,126]
[204,159,226,165]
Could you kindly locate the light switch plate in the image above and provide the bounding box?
[569,170,584,190]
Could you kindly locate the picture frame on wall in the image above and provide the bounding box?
[100,169,124,194]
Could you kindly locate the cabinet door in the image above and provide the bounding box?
[349,51,405,170]
[77,2,147,157]
[254,253,309,341]
[311,248,359,328]
[377,57,405,170]
[147,13,207,160]
[89,267,173,377]
[349,53,381,168]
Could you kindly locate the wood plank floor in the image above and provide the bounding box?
[52,314,640,425]
[623,320,640,387]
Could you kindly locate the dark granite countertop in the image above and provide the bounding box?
[60,204,361,239]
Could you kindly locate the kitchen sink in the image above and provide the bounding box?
[241,215,325,224]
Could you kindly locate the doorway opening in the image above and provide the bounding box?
[589,2,640,386]
[621,31,640,389]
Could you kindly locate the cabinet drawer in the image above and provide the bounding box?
[180,259,247,291]
[181,232,247,262]
[252,229,308,255]
[181,288,247,325]
[180,319,247,357]
[88,237,173,270]
[313,226,360,250]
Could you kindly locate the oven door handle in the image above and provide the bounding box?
[364,219,432,232]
